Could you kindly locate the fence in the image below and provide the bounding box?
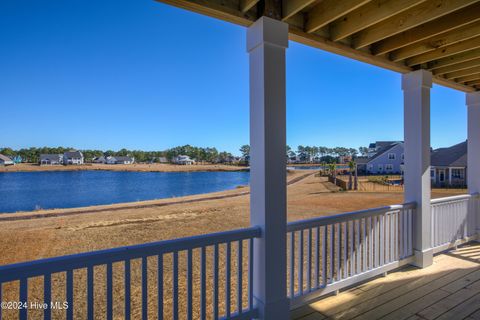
[286,203,415,309]
[431,194,479,252]
[0,227,260,320]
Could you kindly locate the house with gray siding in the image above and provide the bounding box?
[365,142,404,175]
[431,141,467,187]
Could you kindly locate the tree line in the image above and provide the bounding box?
[1,144,369,164]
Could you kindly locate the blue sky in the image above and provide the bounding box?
[0,0,467,155]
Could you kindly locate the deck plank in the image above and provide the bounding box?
[436,293,480,320]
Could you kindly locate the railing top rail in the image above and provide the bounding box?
[431,193,479,205]
[287,202,416,232]
[0,226,261,283]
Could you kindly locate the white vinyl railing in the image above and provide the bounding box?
[431,193,479,252]
[286,203,415,308]
[0,227,260,320]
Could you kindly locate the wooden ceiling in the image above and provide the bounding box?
[155,0,480,92]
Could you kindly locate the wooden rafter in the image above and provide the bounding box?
[428,48,480,70]
[371,2,480,55]
[282,0,316,21]
[305,0,370,34]
[390,22,480,62]
[456,73,480,83]
[330,0,426,41]
[466,79,480,85]
[406,35,480,66]
[240,0,260,13]
[353,0,477,49]
[433,57,480,75]
[444,66,480,79]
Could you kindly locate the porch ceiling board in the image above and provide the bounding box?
[154,0,480,92]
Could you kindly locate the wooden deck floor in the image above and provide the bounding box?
[291,242,480,320]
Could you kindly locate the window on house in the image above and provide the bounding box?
[431,169,435,178]
[368,164,373,170]
[378,164,383,171]
[388,153,395,160]
[401,153,404,160]
[385,164,393,171]
[451,168,465,179]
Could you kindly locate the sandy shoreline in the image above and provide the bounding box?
[0,163,248,173]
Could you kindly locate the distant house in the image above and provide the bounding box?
[355,157,369,174]
[172,155,195,165]
[367,141,402,158]
[107,156,135,165]
[40,154,64,166]
[431,141,467,188]
[63,151,84,165]
[364,142,404,175]
[0,154,14,166]
[92,156,107,164]
[158,157,168,163]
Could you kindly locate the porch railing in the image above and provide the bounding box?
[431,193,479,252]
[0,227,261,320]
[286,203,415,309]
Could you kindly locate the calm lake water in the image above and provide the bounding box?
[0,171,250,213]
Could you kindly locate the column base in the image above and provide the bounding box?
[411,248,434,268]
[254,296,290,320]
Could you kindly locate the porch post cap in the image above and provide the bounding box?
[401,69,432,91]
[466,91,480,107]
[247,16,289,52]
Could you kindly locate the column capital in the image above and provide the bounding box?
[466,91,480,107]
[247,16,289,52]
[402,69,432,91]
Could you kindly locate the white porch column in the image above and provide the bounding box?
[402,70,433,268]
[247,17,290,319]
[467,91,480,235]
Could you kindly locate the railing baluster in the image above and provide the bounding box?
[157,255,163,320]
[213,245,219,319]
[362,218,367,272]
[19,278,27,320]
[343,223,347,279]
[66,270,73,320]
[237,240,243,313]
[315,227,320,288]
[44,273,51,320]
[299,230,304,292]
[187,250,193,320]
[173,252,178,320]
[142,257,148,320]
[87,265,94,320]
[336,224,341,281]
[125,260,131,320]
[322,226,327,287]
[248,239,253,312]
[329,225,334,284]
[201,247,206,320]
[356,220,361,273]
[289,232,295,297]
[368,217,373,270]
[225,242,231,318]
[106,263,113,320]
[0,282,2,320]
[349,221,354,276]
[380,215,384,266]
[307,228,312,291]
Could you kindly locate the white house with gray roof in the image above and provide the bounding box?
[0,154,14,166]
[39,154,64,165]
[63,151,84,165]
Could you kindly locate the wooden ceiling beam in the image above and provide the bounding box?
[433,57,480,75]
[444,66,480,79]
[390,22,480,62]
[456,73,480,83]
[282,0,316,21]
[429,48,480,69]
[305,0,371,34]
[406,35,480,66]
[371,1,480,55]
[330,0,426,42]
[240,0,260,13]
[465,79,480,86]
[353,0,476,49]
